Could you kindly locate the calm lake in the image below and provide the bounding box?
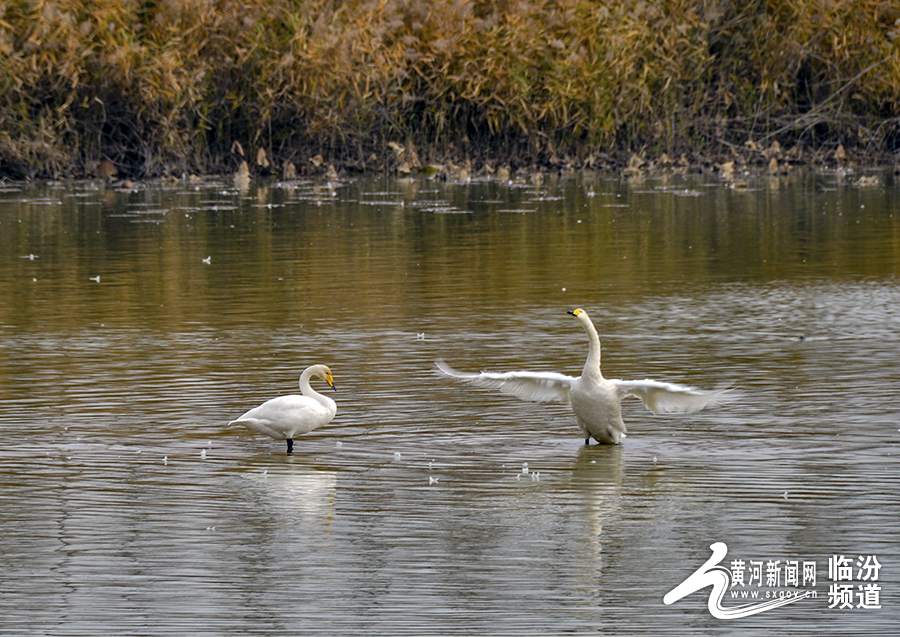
[1,169,898,635]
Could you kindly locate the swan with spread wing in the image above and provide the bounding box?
[436,309,730,444]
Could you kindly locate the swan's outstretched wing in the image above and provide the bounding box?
[435,360,574,403]
[612,379,733,414]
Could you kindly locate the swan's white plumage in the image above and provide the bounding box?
[436,309,731,444]
[231,364,337,453]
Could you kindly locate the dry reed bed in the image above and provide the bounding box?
[1,0,899,178]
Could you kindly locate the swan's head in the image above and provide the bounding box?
[567,308,596,331]
[308,364,336,391]
[321,367,336,391]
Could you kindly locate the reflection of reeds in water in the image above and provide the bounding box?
[2,1,898,178]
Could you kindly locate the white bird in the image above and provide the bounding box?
[230,364,337,454]
[436,309,731,444]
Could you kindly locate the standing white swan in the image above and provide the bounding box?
[436,309,730,444]
[230,365,337,454]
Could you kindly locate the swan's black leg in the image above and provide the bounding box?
[584,435,591,445]
[286,438,294,454]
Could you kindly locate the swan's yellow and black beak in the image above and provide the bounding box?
[568,309,583,317]
[326,372,336,391]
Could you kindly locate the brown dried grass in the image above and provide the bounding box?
[1,0,898,178]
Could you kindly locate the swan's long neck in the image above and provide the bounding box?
[299,368,337,413]
[578,315,603,379]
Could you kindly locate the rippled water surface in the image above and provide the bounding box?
[1,171,898,635]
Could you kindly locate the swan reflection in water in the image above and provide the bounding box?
[570,444,624,586]
[243,461,338,524]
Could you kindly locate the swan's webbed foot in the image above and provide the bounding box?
[286,438,294,454]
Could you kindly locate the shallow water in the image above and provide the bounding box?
[1,170,898,635]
